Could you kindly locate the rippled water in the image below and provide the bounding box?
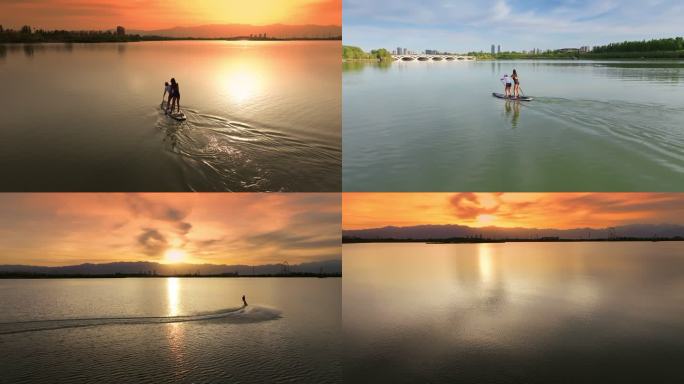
[343,242,684,383]
[0,278,341,383]
[0,41,340,191]
[343,60,684,191]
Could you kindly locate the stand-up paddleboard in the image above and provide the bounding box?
[492,92,534,101]
[160,102,187,121]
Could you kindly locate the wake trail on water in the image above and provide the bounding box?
[523,97,684,172]
[154,107,339,191]
[0,306,282,336]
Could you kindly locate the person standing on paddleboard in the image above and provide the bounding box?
[162,81,171,103]
[512,69,520,98]
[501,74,513,98]
[242,295,248,307]
[166,78,181,114]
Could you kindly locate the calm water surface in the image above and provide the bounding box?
[0,278,341,383]
[0,41,340,191]
[343,60,684,191]
[344,242,684,383]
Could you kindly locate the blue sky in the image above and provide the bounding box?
[344,0,684,52]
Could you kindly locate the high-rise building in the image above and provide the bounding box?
[116,26,125,36]
[397,47,402,55]
[497,45,501,54]
[403,48,408,55]
[491,44,495,55]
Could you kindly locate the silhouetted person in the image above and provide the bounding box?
[166,78,181,114]
[242,295,248,307]
[162,81,170,103]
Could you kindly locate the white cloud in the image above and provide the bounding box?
[344,0,684,51]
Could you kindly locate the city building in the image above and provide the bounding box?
[497,45,501,54]
[116,26,125,36]
[402,48,407,55]
[491,44,495,55]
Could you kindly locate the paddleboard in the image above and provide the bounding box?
[160,102,187,121]
[492,92,533,101]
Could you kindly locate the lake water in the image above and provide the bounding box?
[0,41,340,191]
[343,60,684,191]
[343,242,684,383]
[0,277,341,383]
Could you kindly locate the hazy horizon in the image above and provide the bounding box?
[343,222,684,234]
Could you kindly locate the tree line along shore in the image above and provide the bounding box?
[343,37,684,61]
[0,272,342,279]
[342,236,684,244]
[0,25,341,43]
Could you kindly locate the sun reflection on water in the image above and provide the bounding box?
[167,277,181,317]
[220,66,263,103]
[477,243,494,285]
[165,277,186,374]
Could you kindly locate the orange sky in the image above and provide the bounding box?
[0,0,341,30]
[0,193,340,267]
[343,193,684,230]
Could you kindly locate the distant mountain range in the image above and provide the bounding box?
[343,224,684,240]
[0,260,340,276]
[130,24,341,39]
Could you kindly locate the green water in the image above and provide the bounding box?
[343,60,684,191]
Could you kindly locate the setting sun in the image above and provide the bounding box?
[164,249,186,264]
[476,214,496,225]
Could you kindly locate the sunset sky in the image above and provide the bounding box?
[343,193,684,230]
[0,0,341,30]
[0,193,340,267]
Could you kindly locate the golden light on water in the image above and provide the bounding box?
[477,244,494,285]
[220,67,263,104]
[165,277,185,369]
[166,277,181,317]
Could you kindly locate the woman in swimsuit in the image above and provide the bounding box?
[512,69,520,98]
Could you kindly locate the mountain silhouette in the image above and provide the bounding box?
[0,260,340,276]
[130,23,341,39]
[343,223,684,240]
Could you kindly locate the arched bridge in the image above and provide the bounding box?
[392,54,476,61]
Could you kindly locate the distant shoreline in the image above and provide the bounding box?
[1,37,342,44]
[343,56,684,63]
[0,273,342,279]
[342,237,684,244]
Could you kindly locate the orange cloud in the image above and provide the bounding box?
[0,0,341,30]
[343,193,684,230]
[0,193,340,266]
